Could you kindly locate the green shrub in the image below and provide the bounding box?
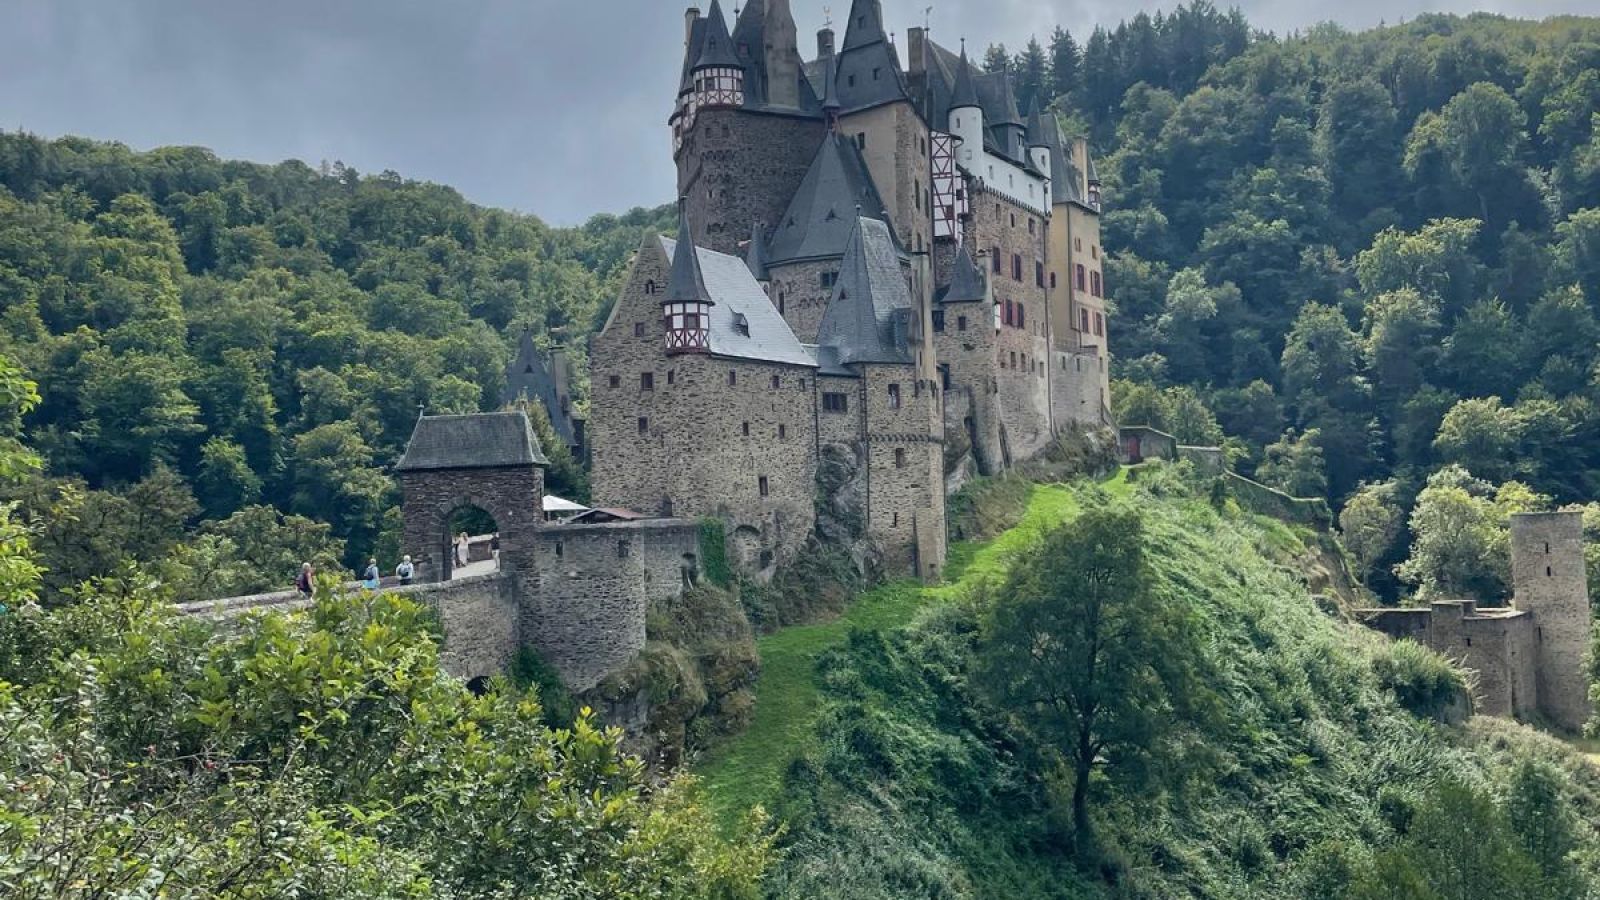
[738,539,863,632]
[945,473,1033,542]
[698,517,732,588]
[509,646,578,727]
[1372,639,1467,720]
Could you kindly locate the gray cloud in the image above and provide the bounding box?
[0,0,1590,224]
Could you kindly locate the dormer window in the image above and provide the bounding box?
[733,313,750,336]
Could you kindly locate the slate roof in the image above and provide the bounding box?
[949,46,980,109]
[664,203,713,305]
[935,243,988,305]
[679,17,708,94]
[1043,120,1086,206]
[693,0,740,70]
[832,0,909,111]
[767,131,897,266]
[1025,97,1049,148]
[396,411,549,472]
[923,39,1033,166]
[816,216,916,367]
[659,236,817,368]
[502,329,578,447]
[744,221,771,281]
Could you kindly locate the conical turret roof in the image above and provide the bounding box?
[950,44,980,110]
[1025,96,1050,147]
[993,71,1023,127]
[840,0,887,52]
[816,216,916,366]
[938,243,988,304]
[767,132,897,265]
[694,0,740,70]
[665,203,714,305]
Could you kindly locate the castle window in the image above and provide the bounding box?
[638,417,648,434]
[1090,271,1102,297]
[893,512,899,527]
[823,392,849,413]
[1012,254,1023,280]
[849,75,857,87]
[1003,299,1014,326]
[932,310,945,332]
[1075,264,1086,291]
[855,133,866,151]
[1010,351,1017,368]
[609,375,621,388]
[779,424,787,439]
[728,370,737,386]
[635,322,645,337]
[1080,308,1090,331]
[618,540,631,559]
[991,248,1001,273]
[895,447,906,468]
[641,372,654,390]
[667,370,675,385]
[645,279,657,295]
[957,316,968,331]
[1075,238,1082,251]
[1010,213,1016,227]
[778,292,786,314]
[771,374,781,389]
[1548,566,1554,577]
[1036,262,1045,287]
[1094,312,1104,337]
[1028,218,1036,234]
[1017,303,1026,330]
[742,421,750,436]
[873,67,881,80]
[888,384,901,409]
[820,271,838,289]
[1050,272,1057,289]
[759,476,770,497]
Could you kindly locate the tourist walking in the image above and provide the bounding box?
[296,562,314,596]
[362,558,380,590]
[396,555,415,585]
[455,531,471,567]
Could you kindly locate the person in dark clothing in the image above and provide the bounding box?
[296,562,314,595]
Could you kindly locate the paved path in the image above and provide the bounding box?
[452,558,499,579]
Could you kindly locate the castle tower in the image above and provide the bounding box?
[1511,511,1592,732]
[673,0,824,254]
[1025,97,1052,181]
[947,45,983,171]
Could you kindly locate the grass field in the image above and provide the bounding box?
[694,470,1130,825]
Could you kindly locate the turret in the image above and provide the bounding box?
[994,72,1026,161]
[690,0,744,112]
[1075,137,1102,211]
[948,43,983,170]
[1025,97,1052,180]
[817,25,835,58]
[663,202,715,354]
[764,0,800,109]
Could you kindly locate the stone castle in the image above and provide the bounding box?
[588,0,1113,580]
[1359,511,1592,732]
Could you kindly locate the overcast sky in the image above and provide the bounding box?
[0,0,1591,224]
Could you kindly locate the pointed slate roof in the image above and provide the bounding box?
[665,203,714,305]
[936,243,988,304]
[1043,121,1085,206]
[1025,97,1049,147]
[678,16,709,94]
[744,222,770,281]
[992,71,1023,127]
[816,217,916,366]
[502,329,578,447]
[658,237,816,367]
[767,132,897,265]
[731,0,766,63]
[950,45,980,110]
[840,0,887,52]
[694,0,740,70]
[832,0,909,111]
[396,411,549,472]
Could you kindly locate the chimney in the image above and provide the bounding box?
[685,7,702,46]
[907,27,927,76]
[817,26,834,58]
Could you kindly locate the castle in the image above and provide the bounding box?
[1358,511,1593,732]
[589,0,1113,579]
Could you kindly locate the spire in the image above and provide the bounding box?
[950,43,980,110]
[821,53,841,117]
[993,71,1024,127]
[665,201,714,306]
[744,222,770,281]
[694,0,740,70]
[841,0,888,51]
[1025,96,1049,147]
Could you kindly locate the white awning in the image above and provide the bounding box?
[542,495,588,513]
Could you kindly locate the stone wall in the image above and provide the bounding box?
[411,574,521,682]
[1511,511,1592,731]
[859,364,946,579]
[839,101,931,254]
[968,185,1053,461]
[934,297,1004,474]
[396,465,544,589]
[678,107,826,255]
[591,246,818,568]
[768,257,838,344]
[1177,444,1227,475]
[1049,348,1108,429]
[1358,601,1538,720]
[531,518,699,692]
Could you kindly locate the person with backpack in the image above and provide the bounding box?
[396,555,415,585]
[296,562,314,596]
[362,558,380,590]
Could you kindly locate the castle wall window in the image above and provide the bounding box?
[778,293,786,314]
[1095,312,1104,336]
[638,417,648,434]
[1050,272,1057,289]
[742,421,750,436]
[634,322,645,337]
[1012,254,1023,281]
[640,372,654,390]
[1092,245,1099,259]
[759,476,770,497]
[820,271,838,289]
[554,541,563,558]
[1028,218,1036,234]
[823,392,849,413]
[778,424,787,439]
[1080,308,1090,331]
[895,448,906,468]
[728,370,737,386]
[888,384,901,409]
[771,374,781,389]
[854,132,866,150]
[1017,303,1026,330]
[1003,299,1013,326]
[1075,237,1082,251]
[618,540,631,559]
[1090,271,1102,297]
[932,310,945,332]
[609,375,621,388]
[667,370,675,385]
[645,279,658,295]
[1076,264,1086,291]
[991,248,1002,273]
[957,315,968,331]
[1035,262,1045,287]
[1010,351,1017,368]
[1010,213,1016,227]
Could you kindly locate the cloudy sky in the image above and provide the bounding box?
[0,0,1590,224]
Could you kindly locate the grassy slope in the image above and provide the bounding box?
[696,471,1132,823]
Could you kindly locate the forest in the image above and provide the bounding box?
[983,7,1600,598]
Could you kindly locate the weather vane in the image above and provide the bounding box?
[823,5,831,27]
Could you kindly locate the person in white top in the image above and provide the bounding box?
[455,532,470,567]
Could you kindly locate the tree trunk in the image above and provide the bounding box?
[1072,748,1094,863]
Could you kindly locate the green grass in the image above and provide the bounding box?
[695,476,1099,825]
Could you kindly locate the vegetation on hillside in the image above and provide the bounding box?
[987,9,1600,601]
[756,466,1600,898]
[0,132,671,594]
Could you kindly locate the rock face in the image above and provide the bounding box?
[814,441,882,577]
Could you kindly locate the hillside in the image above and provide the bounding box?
[702,466,1600,897]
